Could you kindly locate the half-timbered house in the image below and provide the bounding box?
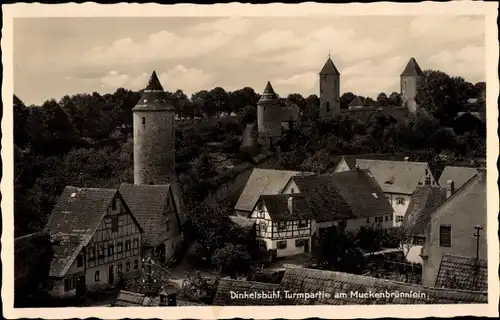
[44,186,144,297]
[250,194,314,260]
[119,183,183,263]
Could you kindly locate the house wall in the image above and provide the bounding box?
[319,73,341,120]
[164,190,183,262]
[48,194,142,297]
[251,204,312,258]
[386,193,412,226]
[421,178,487,287]
[281,180,300,195]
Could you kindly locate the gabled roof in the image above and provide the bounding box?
[349,96,364,107]
[133,71,173,112]
[281,267,487,304]
[290,169,393,222]
[438,166,479,190]
[119,183,181,246]
[44,186,132,277]
[355,159,431,194]
[400,57,425,77]
[234,169,314,213]
[213,279,284,305]
[319,57,340,75]
[257,194,314,221]
[403,186,448,236]
[336,153,407,171]
[257,81,279,104]
[435,254,488,292]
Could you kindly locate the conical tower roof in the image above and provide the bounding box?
[133,71,173,111]
[401,57,425,77]
[258,81,279,104]
[349,96,364,107]
[319,57,340,75]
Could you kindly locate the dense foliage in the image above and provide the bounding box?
[14,69,486,245]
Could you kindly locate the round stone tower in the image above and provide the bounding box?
[133,71,175,185]
[257,81,283,144]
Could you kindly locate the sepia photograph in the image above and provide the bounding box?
[2,2,499,319]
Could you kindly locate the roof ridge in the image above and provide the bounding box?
[357,159,428,165]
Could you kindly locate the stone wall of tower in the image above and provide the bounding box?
[257,102,283,138]
[319,74,341,120]
[400,75,424,104]
[133,110,175,185]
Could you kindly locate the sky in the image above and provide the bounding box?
[14,15,485,105]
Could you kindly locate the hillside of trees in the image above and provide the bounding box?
[13,69,486,239]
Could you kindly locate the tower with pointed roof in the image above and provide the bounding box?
[319,54,341,120]
[401,57,425,113]
[257,81,283,148]
[133,71,176,185]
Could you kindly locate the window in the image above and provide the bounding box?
[111,216,118,233]
[133,238,139,249]
[298,220,307,228]
[277,222,287,230]
[277,241,287,249]
[295,239,305,247]
[365,218,370,224]
[117,264,122,274]
[126,261,131,272]
[259,222,267,231]
[134,260,139,270]
[166,220,171,232]
[396,215,404,223]
[385,216,389,222]
[142,117,146,126]
[95,271,100,282]
[77,254,83,267]
[425,177,431,186]
[64,278,76,292]
[413,236,426,246]
[117,241,123,253]
[257,240,267,249]
[396,197,405,205]
[375,217,383,223]
[108,244,114,256]
[439,225,452,247]
[326,102,330,112]
[112,197,117,210]
[98,244,105,258]
[125,240,131,251]
[89,246,95,261]
[291,188,295,194]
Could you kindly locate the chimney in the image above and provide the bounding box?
[404,157,409,162]
[288,196,294,213]
[446,180,455,198]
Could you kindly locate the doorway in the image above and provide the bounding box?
[109,265,115,285]
[304,239,310,253]
[75,276,86,296]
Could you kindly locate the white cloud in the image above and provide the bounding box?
[100,70,130,88]
[185,17,251,36]
[275,72,317,94]
[409,16,484,43]
[253,29,302,53]
[426,45,484,82]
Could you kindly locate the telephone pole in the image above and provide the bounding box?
[473,225,483,261]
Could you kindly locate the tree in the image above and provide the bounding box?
[209,87,230,116]
[303,94,320,120]
[415,70,468,125]
[286,93,307,111]
[376,92,388,106]
[388,92,402,106]
[356,226,383,254]
[237,105,257,125]
[340,92,356,109]
[229,87,260,114]
[14,95,30,148]
[315,227,365,273]
[211,244,252,277]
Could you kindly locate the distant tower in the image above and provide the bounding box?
[401,57,425,112]
[133,71,175,185]
[257,81,282,148]
[319,53,341,120]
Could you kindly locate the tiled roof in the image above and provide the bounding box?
[133,71,173,112]
[438,166,479,190]
[349,96,364,107]
[119,183,179,246]
[44,186,122,277]
[291,169,393,222]
[281,267,487,304]
[355,159,430,195]
[258,81,279,104]
[435,255,488,292]
[258,194,314,221]
[213,279,284,305]
[336,153,408,171]
[319,57,340,75]
[400,57,425,77]
[403,187,448,236]
[234,169,314,213]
